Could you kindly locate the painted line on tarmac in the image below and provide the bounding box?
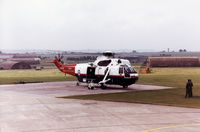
[141,123,200,132]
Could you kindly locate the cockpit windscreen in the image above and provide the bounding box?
[124,65,137,73]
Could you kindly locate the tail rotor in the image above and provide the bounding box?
[55,53,64,64]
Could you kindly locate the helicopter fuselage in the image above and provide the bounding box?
[52,55,139,88]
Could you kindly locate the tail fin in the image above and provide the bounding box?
[48,59,63,72]
[48,58,76,76]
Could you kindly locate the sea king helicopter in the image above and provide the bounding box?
[50,51,139,89]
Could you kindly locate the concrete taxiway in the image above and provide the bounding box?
[0,81,172,97]
[1,81,200,132]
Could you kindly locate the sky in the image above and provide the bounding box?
[1,0,200,52]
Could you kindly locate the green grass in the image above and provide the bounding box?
[65,67,200,108]
[138,67,200,87]
[0,69,76,84]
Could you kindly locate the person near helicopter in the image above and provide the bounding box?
[185,79,193,98]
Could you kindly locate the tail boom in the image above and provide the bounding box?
[51,59,76,76]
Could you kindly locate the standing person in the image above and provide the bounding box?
[185,79,193,98]
[76,70,81,86]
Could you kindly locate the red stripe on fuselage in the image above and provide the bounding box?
[62,64,76,76]
[95,74,124,77]
[76,74,138,78]
[76,74,125,77]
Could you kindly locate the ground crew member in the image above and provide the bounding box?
[76,70,81,86]
[185,79,193,98]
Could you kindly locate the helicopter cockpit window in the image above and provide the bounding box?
[124,65,137,73]
[129,67,137,73]
[118,59,122,64]
[97,60,111,66]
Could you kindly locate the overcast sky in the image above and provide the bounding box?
[1,0,200,51]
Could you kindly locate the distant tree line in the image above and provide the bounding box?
[67,56,97,61]
[179,49,187,52]
[120,56,147,63]
[66,56,148,63]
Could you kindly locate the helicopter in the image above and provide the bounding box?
[50,51,139,89]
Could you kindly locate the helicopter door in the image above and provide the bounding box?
[87,67,96,79]
[124,71,130,78]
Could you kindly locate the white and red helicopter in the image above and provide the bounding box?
[51,51,139,89]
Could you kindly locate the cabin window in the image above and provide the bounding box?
[119,67,123,74]
[118,59,122,64]
[97,60,111,66]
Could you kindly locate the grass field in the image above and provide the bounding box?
[2,67,200,108]
[0,69,75,84]
[138,67,200,88]
[65,67,200,108]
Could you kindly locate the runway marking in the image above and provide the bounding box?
[141,123,200,132]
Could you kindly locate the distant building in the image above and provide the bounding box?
[10,58,40,65]
[160,54,172,57]
[0,61,31,70]
[12,54,41,58]
[146,57,200,67]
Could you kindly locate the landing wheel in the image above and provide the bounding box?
[101,84,107,89]
[123,85,128,88]
[88,82,94,90]
[76,81,80,86]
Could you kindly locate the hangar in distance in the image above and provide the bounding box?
[146,57,200,67]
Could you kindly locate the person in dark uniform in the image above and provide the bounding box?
[76,70,81,86]
[185,79,193,98]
